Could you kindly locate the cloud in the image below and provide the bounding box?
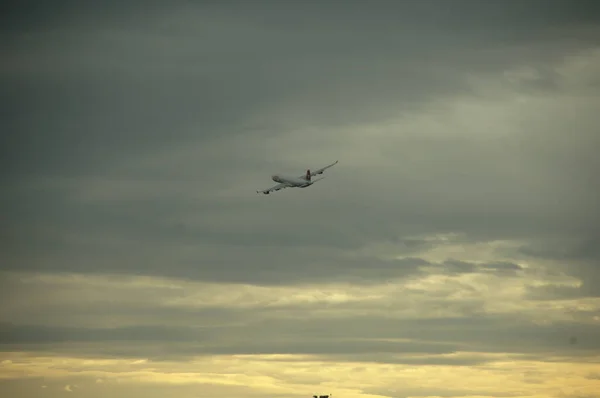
[2,350,600,398]
[2,1,600,398]
[1,268,598,364]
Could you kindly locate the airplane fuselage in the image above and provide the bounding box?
[271,175,311,188]
[257,161,336,194]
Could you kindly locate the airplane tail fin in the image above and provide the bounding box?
[306,169,311,181]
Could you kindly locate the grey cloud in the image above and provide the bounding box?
[520,236,600,299]
[2,313,598,361]
[274,314,596,355]
[527,281,600,300]
[526,285,586,301]
[3,32,599,277]
[479,261,523,274]
[292,353,494,367]
[1,218,526,283]
[431,259,524,276]
[202,339,457,357]
[441,259,478,274]
[0,322,459,359]
[0,236,429,285]
[518,238,600,262]
[2,3,600,395]
[0,322,212,344]
[3,1,600,181]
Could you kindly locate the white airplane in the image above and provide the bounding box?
[256,160,338,194]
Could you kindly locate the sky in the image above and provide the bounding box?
[1,1,600,397]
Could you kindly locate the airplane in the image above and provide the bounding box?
[256,160,338,194]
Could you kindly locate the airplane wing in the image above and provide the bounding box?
[309,160,338,177]
[256,183,288,194]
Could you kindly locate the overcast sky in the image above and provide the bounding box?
[2,1,600,397]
